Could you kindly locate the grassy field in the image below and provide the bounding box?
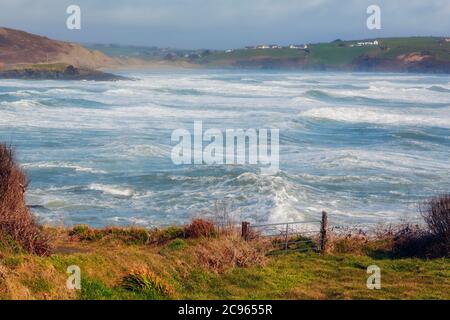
[1,227,448,300]
[199,48,308,64]
[376,37,450,60]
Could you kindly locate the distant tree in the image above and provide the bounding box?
[164,53,176,61]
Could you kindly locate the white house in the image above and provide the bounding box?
[350,40,379,47]
[289,44,308,49]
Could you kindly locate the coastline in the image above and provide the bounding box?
[0,63,128,81]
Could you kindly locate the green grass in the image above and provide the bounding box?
[201,48,308,63]
[80,278,118,300]
[22,277,54,294]
[177,253,449,299]
[377,37,450,60]
[1,230,448,300]
[307,43,377,66]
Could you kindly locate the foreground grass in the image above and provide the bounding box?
[0,229,448,300]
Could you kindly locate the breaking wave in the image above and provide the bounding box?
[1,70,449,227]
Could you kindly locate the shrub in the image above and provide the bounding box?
[392,224,436,258]
[0,144,52,255]
[121,267,174,298]
[326,196,450,259]
[184,219,216,238]
[69,225,101,241]
[420,194,450,255]
[148,226,184,244]
[103,227,150,245]
[195,236,268,273]
[392,194,450,258]
[329,234,369,255]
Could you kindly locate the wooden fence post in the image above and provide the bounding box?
[284,223,289,253]
[241,221,250,241]
[320,211,328,254]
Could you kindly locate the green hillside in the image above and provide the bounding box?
[201,37,450,70]
[88,36,450,73]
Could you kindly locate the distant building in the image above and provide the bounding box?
[244,46,255,50]
[256,44,270,49]
[225,49,234,53]
[349,40,379,47]
[445,38,450,42]
[289,44,308,50]
[269,44,282,49]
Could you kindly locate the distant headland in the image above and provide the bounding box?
[1,26,450,78]
[0,27,124,81]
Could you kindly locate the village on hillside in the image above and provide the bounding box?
[224,40,382,53]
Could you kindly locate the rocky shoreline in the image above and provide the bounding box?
[0,64,127,81]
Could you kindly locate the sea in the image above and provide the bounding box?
[0,70,449,228]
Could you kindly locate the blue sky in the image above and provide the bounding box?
[1,0,449,49]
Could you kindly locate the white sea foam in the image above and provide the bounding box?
[0,99,45,108]
[2,71,449,227]
[301,106,450,128]
[89,184,135,198]
[23,162,107,174]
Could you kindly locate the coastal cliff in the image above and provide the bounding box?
[0,27,123,80]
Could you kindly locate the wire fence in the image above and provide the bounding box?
[242,211,329,255]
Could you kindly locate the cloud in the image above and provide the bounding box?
[0,0,448,48]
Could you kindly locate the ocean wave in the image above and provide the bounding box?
[2,71,449,227]
[428,85,450,93]
[45,88,91,95]
[301,148,450,174]
[301,106,450,128]
[106,143,172,158]
[106,216,151,226]
[304,89,449,108]
[23,162,107,174]
[104,88,138,96]
[0,99,45,108]
[89,184,135,198]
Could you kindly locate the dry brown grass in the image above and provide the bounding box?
[325,225,396,256]
[328,233,371,255]
[194,235,270,273]
[68,225,150,245]
[184,219,216,238]
[0,144,52,256]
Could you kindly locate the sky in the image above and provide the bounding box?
[0,0,449,49]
